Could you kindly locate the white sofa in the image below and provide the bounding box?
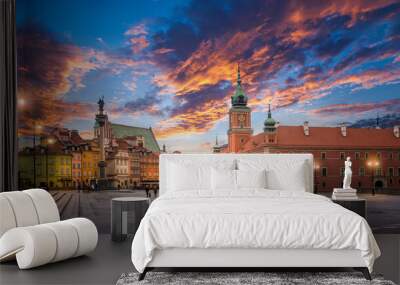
[0,189,98,269]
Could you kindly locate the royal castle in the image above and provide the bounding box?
[215,66,400,193]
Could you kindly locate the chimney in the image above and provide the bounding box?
[303,121,309,136]
[340,123,347,137]
[394,125,400,138]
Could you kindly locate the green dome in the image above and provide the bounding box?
[231,85,247,106]
[231,64,248,107]
[264,116,276,126]
[264,104,276,132]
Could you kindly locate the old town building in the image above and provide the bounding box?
[94,100,160,189]
[18,136,73,189]
[216,67,400,193]
[106,139,130,189]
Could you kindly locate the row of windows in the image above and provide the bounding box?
[59,168,71,175]
[71,170,97,177]
[70,145,91,151]
[116,159,128,166]
[43,157,70,165]
[116,168,128,174]
[318,178,400,188]
[319,167,400,177]
[320,152,400,160]
[131,162,140,168]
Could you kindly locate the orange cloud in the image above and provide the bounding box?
[17,27,100,134]
[129,37,149,53]
[288,0,397,26]
[309,98,400,117]
[155,98,228,139]
[125,23,147,36]
[147,0,399,139]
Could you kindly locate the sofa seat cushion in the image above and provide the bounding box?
[0,218,98,269]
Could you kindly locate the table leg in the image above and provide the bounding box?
[111,201,122,241]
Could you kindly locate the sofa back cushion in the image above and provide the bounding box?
[0,189,60,238]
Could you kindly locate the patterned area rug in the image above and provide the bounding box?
[116,272,395,285]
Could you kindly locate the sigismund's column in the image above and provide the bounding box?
[96,96,108,190]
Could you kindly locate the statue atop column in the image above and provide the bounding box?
[97,96,105,114]
[95,96,108,190]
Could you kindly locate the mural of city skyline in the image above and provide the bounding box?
[17,0,400,153]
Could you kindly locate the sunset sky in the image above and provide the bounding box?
[16,0,400,152]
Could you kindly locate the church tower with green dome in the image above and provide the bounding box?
[264,104,276,132]
[227,64,253,153]
[264,103,277,145]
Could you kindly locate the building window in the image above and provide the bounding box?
[355,152,360,160]
[388,167,394,177]
[377,152,381,160]
[359,167,365,176]
[322,167,327,177]
[321,152,326,160]
[340,152,345,160]
[389,152,393,160]
[340,167,345,177]
[376,168,382,176]
[365,152,369,160]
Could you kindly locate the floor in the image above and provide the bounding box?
[0,234,134,285]
[1,234,399,285]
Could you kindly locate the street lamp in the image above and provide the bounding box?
[367,160,379,195]
[45,138,55,190]
[32,124,43,187]
[314,163,320,193]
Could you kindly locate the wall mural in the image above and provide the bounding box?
[16,0,400,233]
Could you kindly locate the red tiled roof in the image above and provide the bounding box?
[116,139,130,150]
[242,126,400,151]
[70,131,85,145]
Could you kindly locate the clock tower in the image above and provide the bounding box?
[228,64,253,152]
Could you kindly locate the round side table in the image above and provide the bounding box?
[111,197,150,242]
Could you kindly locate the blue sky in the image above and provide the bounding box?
[16,0,400,152]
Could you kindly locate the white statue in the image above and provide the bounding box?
[343,157,353,189]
